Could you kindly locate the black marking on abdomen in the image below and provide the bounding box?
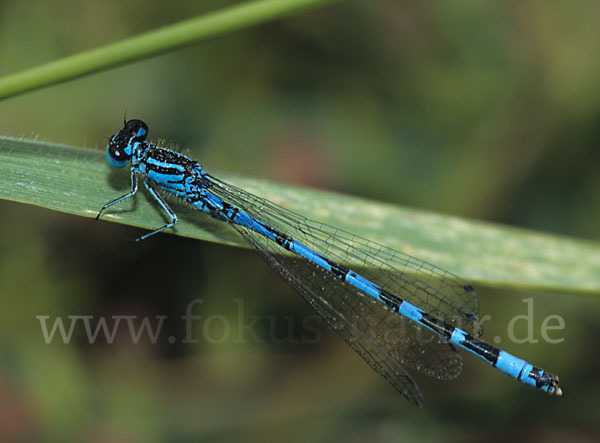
[219,202,239,221]
[262,223,292,250]
[323,257,350,280]
[529,367,556,388]
[258,222,292,250]
[529,367,541,385]
[459,335,500,364]
[275,234,293,250]
[419,312,454,340]
[228,207,239,220]
[378,289,403,312]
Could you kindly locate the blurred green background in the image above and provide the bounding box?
[1,1,599,442]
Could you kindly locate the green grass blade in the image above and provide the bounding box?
[0,0,345,100]
[1,135,599,294]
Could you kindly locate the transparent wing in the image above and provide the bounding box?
[198,177,482,404]
[208,176,482,336]
[229,219,465,406]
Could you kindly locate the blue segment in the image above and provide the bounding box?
[450,328,469,347]
[97,119,563,405]
[496,352,534,386]
[399,301,425,323]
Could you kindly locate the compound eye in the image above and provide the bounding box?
[109,144,125,160]
[106,144,129,168]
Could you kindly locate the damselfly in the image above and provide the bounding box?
[96,119,562,405]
